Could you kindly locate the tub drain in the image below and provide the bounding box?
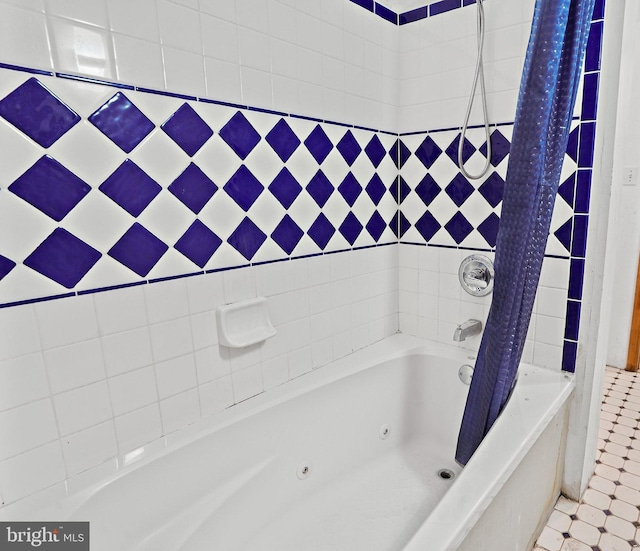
[438,469,455,480]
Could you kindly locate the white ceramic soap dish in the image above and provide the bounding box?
[216,297,276,348]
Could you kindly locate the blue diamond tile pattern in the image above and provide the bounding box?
[338,172,362,207]
[269,168,302,209]
[446,134,475,165]
[228,217,267,260]
[0,78,80,148]
[307,170,334,208]
[478,173,505,208]
[10,155,91,221]
[336,130,362,166]
[339,212,363,245]
[109,223,168,277]
[478,213,500,247]
[219,111,261,160]
[24,228,101,288]
[445,212,474,244]
[224,165,264,211]
[0,255,16,281]
[0,69,586,310]
[89,92,154,153]
[308,213,335,250]
[366,212,386,241]
[271,215,303,255]
[415,136,442,169]
[100,160,161,217]
[415,174,441,206]
[266,119,300,162]
[479,129,510,166]
[445,173,474,207]
[364,135,386,167]
[168,163,217,214]
[415,211,441,241]
[174,219,222,268]
[304,125,333,164]
[366,174,386,205]
[162,103,213,156]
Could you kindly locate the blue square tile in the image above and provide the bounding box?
[366,212,386,241]
[10,155,90,221]
[415,135,443,169]
[271,214,303,255]
[446,134,475,165]
[266,119,301,162]
[566,125,579,162]
[168,163,217,214]
[477,213,500,248]
[304,125,333,164]
[562,340,578,373]
[578,122,596,168]
[89,92,154,153]
[0,77,80,147]
[568,258,585,300]
[364,135,386,167]
[228,217,267,260]
[25,228,101,288]
[223,165,264,211]
[399,6,427,24]
[592,0,605,20]
[308,213,335,250]
[391,211,411,239]
[415,174,441,206]
[174,219,221,268]
[375,2,397,24]
[575,170,591,214]
[571,215,588,258]
[415,211,441,242]
[389,176,411,204]
[307,170,334,208]
[350,0,374,12]
[269,167,302,209]
[479,129,511,167]
[585,20,603,73]
[162,103,213,156]
[0,255,16,281]
[389,139,411,169]
[445,173,474,207]
[219,111,261,160]
[564,300,581,341]
[445,212,473,244]
[336,130,362,166]
[580,72,599,122]
[339,212,363,246]
[365,174,386,206]
[338,172,362,207]
[100,160,161,217]
[429,0,461,16]
[478,172,504,207]
[108,223,168,277]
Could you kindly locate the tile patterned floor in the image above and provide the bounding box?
[533,366,640,551]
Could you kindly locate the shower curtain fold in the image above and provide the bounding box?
[455,0,597,466]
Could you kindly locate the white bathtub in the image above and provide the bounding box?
[3,334,573,550]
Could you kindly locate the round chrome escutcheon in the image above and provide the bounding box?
[458,254,494,297]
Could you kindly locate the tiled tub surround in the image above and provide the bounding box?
[0,0,605,511]
[0,245,399,506]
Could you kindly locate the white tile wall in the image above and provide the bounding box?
[0,247,398,506]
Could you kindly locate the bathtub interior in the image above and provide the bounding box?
[1,335,573,551]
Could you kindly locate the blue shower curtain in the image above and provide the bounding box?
[455,0,597,466]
